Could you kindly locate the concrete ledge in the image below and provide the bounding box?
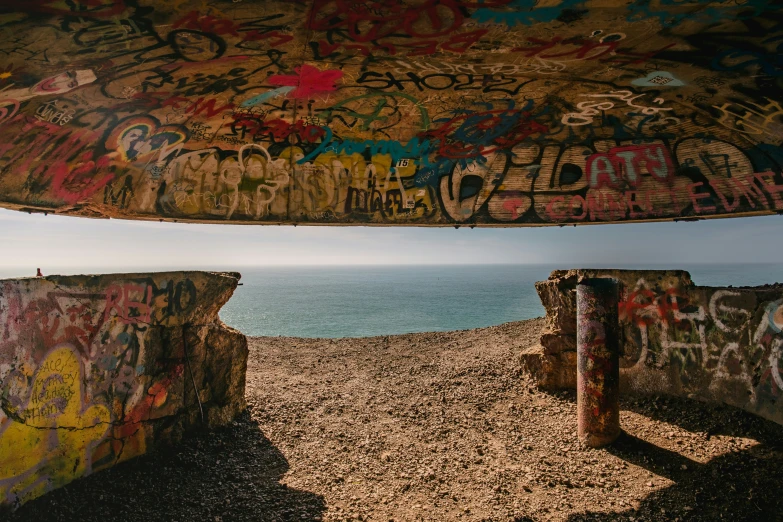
[0,271,248,509]
[525,269,783,426]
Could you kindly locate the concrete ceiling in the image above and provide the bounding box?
[0,0,781,226]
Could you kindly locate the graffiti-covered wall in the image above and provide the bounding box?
[523,269,783,425]
[0,272,248,509]
[0,1,781,225]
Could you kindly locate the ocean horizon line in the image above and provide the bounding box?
[2,261,781,273]
[1,264,779,338]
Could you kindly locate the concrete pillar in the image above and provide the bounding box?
[576,278,621,447]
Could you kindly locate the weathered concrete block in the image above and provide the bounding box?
[528,269,783,426]
[540,327,576,355]
[519,345,577,390]
[0,271,247,509]
[535,277,578,335]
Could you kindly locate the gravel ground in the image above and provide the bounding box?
[9,318,783,521]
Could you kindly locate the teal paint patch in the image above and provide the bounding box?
[241,86,294,107]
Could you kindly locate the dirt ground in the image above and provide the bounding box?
[10,318,783,521]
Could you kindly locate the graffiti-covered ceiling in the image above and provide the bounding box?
[0,0,781,226]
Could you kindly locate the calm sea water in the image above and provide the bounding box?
[219,264,782,338]
[0,264,779,337]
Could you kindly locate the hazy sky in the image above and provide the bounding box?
[0,208,780,277]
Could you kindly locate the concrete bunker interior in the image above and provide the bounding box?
[0,0,782,520]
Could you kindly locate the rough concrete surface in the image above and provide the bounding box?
[0,271,248,509]
[7,318,783,521]
[0,1,782,226]
[523,270,783,426]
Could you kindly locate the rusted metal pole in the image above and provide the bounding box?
[576,278,620,448]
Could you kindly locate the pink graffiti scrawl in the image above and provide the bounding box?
[268,64,343,99]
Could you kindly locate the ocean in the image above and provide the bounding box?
[0,264,779,338]
[218,264,782,338]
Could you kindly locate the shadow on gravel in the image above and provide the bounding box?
[7,411,326,522]
[567,441,783,522]
[620,395,783,447]
[565,396,783,521]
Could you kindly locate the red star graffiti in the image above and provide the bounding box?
[268,64,343,99]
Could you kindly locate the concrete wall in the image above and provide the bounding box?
[522,269,783,425]
[0,1,781,226]
[0,271,247,509]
